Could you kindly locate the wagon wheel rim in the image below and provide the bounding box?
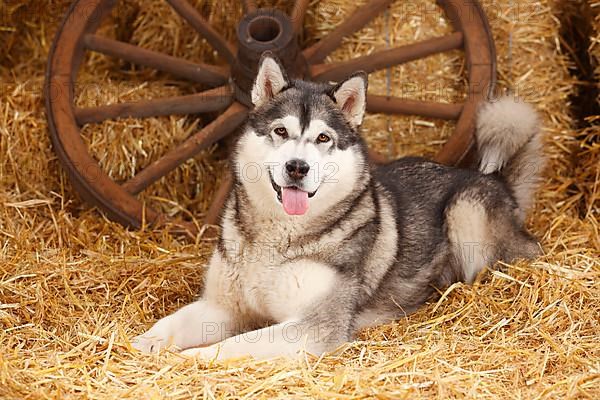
[45,0,496,236]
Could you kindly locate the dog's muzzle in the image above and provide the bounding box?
[269,171,317,202]
[269,170,317,215]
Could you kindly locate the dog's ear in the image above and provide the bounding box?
[330,72,368,128]
[251,52,289,108]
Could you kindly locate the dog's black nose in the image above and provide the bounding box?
[285,159,310,180]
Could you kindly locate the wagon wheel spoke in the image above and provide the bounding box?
[303,0,394,64]
[84,34,229,85]
[166,0,237,65]
[241,0,257,13]
[310,32,464,82]
[291,0,310,35]
[204,173,233,225]
[367,148,388,164]
[121,102,248,195]
[74,86,233,125]
[366,95,463,120]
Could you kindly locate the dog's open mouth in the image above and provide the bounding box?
[269,172,316,216]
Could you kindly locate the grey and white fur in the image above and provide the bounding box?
[132,54,545,360]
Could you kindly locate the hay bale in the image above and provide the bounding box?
[592,1,600,100]
[0,0,598,398]
[0,0,73,68]
[578,0,600,247]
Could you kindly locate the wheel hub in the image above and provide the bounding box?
[232,9,308,105]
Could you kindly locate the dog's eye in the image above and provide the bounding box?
[274,127,288,137]
[317,133,331,143]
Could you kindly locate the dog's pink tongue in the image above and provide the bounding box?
[282,188,309,215]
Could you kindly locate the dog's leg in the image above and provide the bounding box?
[132,299,235,353]
[180,320,308,360]
[181,317,349,361]
[182,282,357,361]
[445,189,541,284]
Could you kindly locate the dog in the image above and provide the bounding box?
[132,54,545,361]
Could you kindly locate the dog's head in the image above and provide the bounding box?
[234,53,369,217]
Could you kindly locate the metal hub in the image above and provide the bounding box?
[232,9,307,105]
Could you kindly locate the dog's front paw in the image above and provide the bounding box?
[131,318,176,354]
[131,334,165,354]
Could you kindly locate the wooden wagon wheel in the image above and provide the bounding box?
[45,0,496,234]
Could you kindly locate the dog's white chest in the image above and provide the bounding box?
[216,208,338,323]
[241,256,337,322]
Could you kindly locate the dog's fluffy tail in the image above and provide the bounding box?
[475,97,545,220]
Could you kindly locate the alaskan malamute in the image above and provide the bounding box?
[133,54,545,360]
